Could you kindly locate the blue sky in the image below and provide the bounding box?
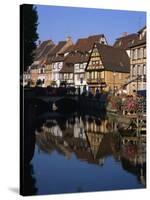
[36,5,146,45]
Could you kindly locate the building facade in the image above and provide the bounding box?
[59,34,108,91]
[46,38,73,87]
[85,43,130,93]
[113,33,138,57]
[128,26,146,95]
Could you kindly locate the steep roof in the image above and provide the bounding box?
[129,27,146,48]
[129,34,146,48]
[86,43,130,73]
[49,41,67,55]
[35,40,55,60]
[60,63,74,73]
[35,44,55,61]
[113,34,138,50]
[65,52,89,64]
[62,44,75,53]
[73,34,105,52]
[59,52,89,73]
[51,55,65,62]
[46,41,68,64]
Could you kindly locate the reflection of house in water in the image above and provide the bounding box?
[111,132,146,186]
[35,115,114,165]
[84,115,118,134]
[35,114,146,186]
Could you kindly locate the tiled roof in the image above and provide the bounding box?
[35,40,55,60]
[35,44,55,61]
[60,63,74,73]
[113,34,139,50]
[44,34,106,65]
[61,45,75,54]
[51,55,65,62]
[50,41,67,55]
[65,52,89,64]
[46,41,68,64]
[73,34,105,52]
[86,43,130,73]
[129,34,146,48]
[59,52,89,73]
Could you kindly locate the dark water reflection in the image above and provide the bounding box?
[30,111,146,195]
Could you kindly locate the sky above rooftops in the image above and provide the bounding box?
[36,5,146,45]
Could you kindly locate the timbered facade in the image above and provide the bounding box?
[86,43,130,93]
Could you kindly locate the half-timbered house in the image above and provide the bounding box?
[85,43,130,93]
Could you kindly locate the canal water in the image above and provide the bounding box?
[27,110,146,195]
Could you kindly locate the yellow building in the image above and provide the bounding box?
[85,43,130,93]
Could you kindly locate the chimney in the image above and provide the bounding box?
[66,36,73,46]
[66,36,72,42]
[122,32,128,37]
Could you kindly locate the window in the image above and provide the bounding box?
[132,65,136,76]
[91,72,94,79]
[75,64,79,70]
[53,64,55,70]
[59,74,62,79]
[86,72,89,79]
[140,65,143,75]
[119,73,122,79]
[64,74,68,80]
[134,49,137,59]
[131,50,134,59]
[70,73,73,79]
[75,74,78,81]
[144,47,146,58]
[80,64,84,69]
[132,49,137,60]
[140,48,143,58]
[95,71,98,79]
[137,48,140,59]
[137,65,141,75]
[143,65,146,75]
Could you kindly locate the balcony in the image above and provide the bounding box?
[86,78,104,84]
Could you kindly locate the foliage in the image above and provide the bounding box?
[20,4,39,74]
[123,97,138,113]
[108,95,122,111]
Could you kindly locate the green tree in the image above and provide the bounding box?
[20,4,39,74]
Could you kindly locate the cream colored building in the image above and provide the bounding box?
[127,26,146,95]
